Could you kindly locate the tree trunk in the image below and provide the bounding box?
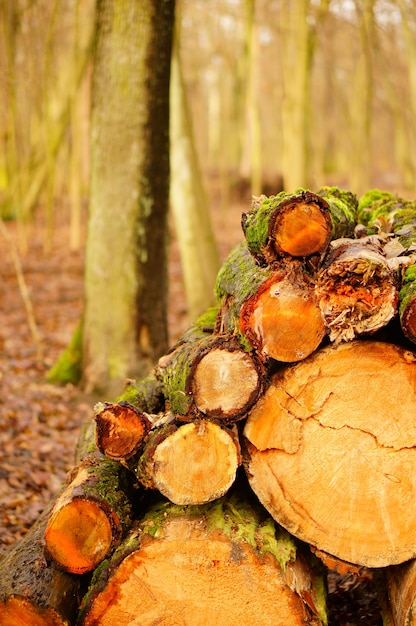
[78,491,327,626]
[136,420,241,505]
[0,504,83,626]
[83,0,174,395]
[243,340,416,568]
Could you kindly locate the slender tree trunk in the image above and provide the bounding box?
[83,0,175,395]
[170,29,221,321]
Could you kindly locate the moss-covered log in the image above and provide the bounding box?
[399,264,416,345]
[95,401,153,461]
[115,373,165,414]
[386,559,416,626]
[315,238,398,342]
[0,504,82,626]
[315,186,358,239]
[243,340,416,568]
[78,491,327,626]
[136,419,241,505]
[158,326,264,421]
[216,242,326,362]
[44,454,134,575]
[357,190,416,251]
[241,190,333,265]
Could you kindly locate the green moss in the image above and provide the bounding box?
[316,186,357,239]
[117,375,164,414]
[46,319,83,385]
[399,264,416,316]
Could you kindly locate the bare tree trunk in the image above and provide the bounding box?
[83,0,175,395]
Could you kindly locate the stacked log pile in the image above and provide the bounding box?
[1,186,416,625]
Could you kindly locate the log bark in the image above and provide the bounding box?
[315,238,398,342]
[159,327,264,421]
[315,186,358,240]
[386,559,416,625]
[44,434,134,575]
[0,504,82,626]
[78,492,328,626]
[242,190,333,264]
[95,401,153,461]
[136,420,241,505]
[243,340,416,568]
[115,373,165,414]
[399,264,416,345]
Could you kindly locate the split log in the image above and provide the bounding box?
[315,238,398,342]
[0,504,82,626]
[159,328,264,421]
[243,340,416,568]
[95,401,153,461]
[78,492,327,626]
[44,428,134,575]
[241,190,333,264]
[400,264,416,345]
[136,420,241,505]
[216,242,326,362]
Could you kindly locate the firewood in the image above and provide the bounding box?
[315,238,398,342]
[0,504,82,626]
[116,373,165,414]
[243,340,416,568]
[44,423,135,575]
[315,186,358,239]
[136,420,241,505]
[159,328,264,421]
[357,190,416,251]
[216,242,326,362]
[242,190,333,264]
[95,401,153,461]
[78,491,328,626]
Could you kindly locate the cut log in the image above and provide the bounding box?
[136,420,241,505]
[242,190,333,264]
[315,238,398,342]
[400,264,416,345]
[44,453,134,574]
[78,492,327,626]
[243,340,416,567]
[216,242,326,362]
[159,329,264,421]
[95,401,153,461]
[0,504,82,626]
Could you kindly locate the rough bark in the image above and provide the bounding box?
[243,340,416,568]
[83,0,174,395]
[315,186,358,239]
[242,190,332,264]
[116,373,165,414]
[0,504,82,626]
[216,242,326,362]
[136,420,241,505]
[400,264,416,344]
[315,237,398,342]
[78,492,327,626]
[95,401,153,461]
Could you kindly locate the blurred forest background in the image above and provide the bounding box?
[1,0,416,237]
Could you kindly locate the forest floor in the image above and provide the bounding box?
[0,193,385,624]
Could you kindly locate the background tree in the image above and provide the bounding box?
[82,0,175,395]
